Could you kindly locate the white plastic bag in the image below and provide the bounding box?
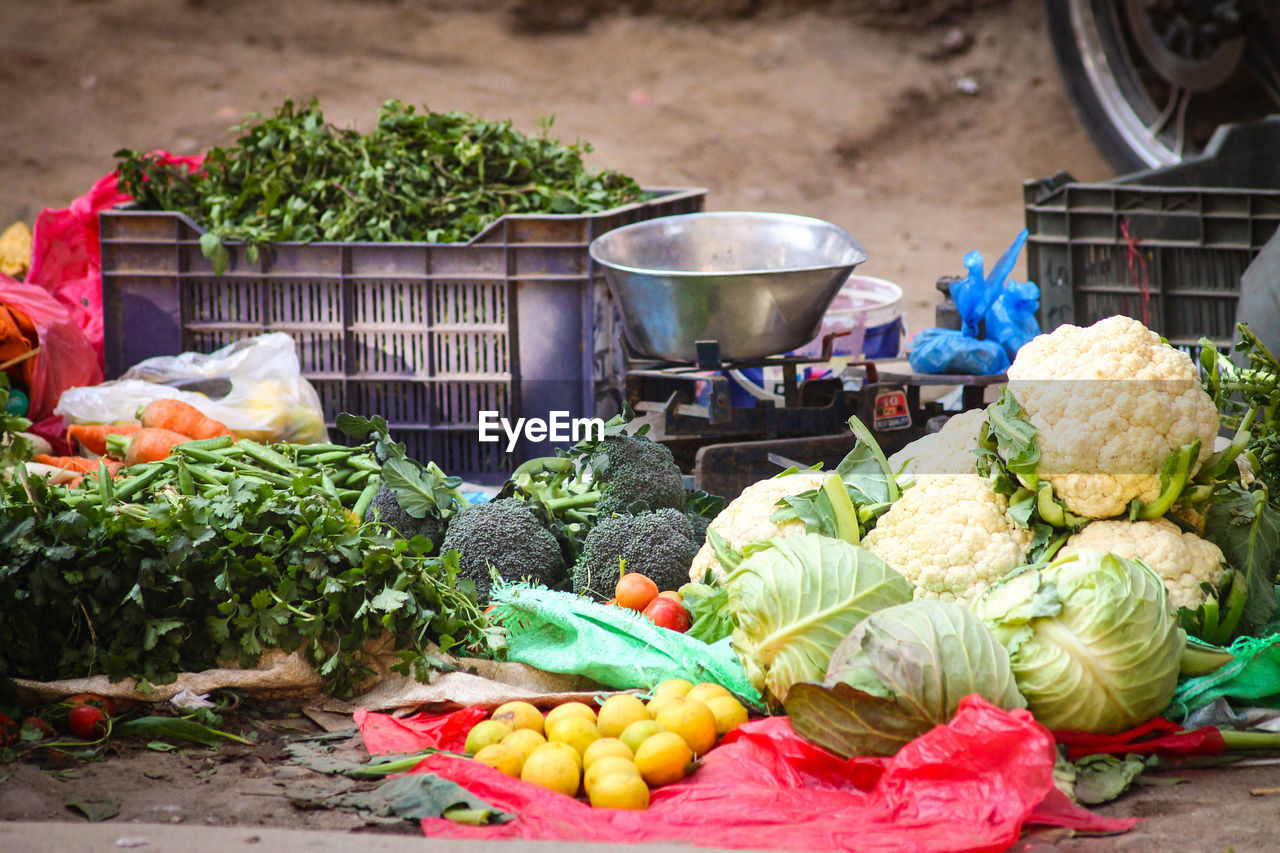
[55,333,329,444]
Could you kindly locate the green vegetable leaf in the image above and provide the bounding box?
[784,681,926,758]
[982,387,1040,486]
[1203,484,1280,633]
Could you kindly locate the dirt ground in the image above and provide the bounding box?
[3,0,1275,850]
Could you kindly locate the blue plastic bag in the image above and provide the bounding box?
[984,277,1041,361]
[908,327,1010,375]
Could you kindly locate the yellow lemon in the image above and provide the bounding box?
[645,691,685,721]
[520,742,581,797]
[588,768,650,809]
[545,701,598,728]
[501,728,547,766]
[582,736,633,770]
[545,713,602,760]
[463,719,512,755]
[654,697,717,756]
[596,694,650,739]
[473,743,522,777]
[619,719,664,756]
[633,730,693,787]
[491,700,545,735]
[583,754,642,796]
[685,682,733,706]
[703,693,749,737]
[653,678,693,698]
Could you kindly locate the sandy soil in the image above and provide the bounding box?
[9,1,1272,850]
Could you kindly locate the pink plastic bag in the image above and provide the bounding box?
[0,274,102,435]
[25,153,204,367]
[356,695,1138,852]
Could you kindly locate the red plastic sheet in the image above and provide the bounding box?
[356,696,1137,852]
[1055,717,1228,762]
[25,153,204,367]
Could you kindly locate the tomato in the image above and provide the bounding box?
[658,590,683,603]
[0,713,17,747]
[643,595,690,633]
[21,717,54,740]
[67,704,108,739]
[65,693,118,717]
[615,572,659,611]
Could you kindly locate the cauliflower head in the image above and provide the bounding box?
[688,469,831,583]
[1005,315,1219,519]
[862,473,1033,606]
[1058,517,1226,611]
[888,407,987,479]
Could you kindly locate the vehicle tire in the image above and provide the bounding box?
[1045,0,1280,173]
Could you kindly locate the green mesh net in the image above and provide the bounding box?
[1168,633,1280,721]
[489,584,764,709]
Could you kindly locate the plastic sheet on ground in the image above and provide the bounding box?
[355,695,1138,852]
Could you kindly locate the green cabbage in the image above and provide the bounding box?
[973,548,1186,734]
[784,600,1026,757]
[725,533,912,705]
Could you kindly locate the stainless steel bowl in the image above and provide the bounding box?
[589,211,867,362]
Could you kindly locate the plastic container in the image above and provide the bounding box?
[98,187,707,482]
[1024,118,1280,350]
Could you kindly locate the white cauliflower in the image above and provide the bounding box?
[1058,518,1226,611]
[1005,315,1220,519]
[888,407,987,479]
[688,469,831,582]
[862,474,1033,606]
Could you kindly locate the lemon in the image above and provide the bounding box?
[545,713,602,759]
[653,678,693,698]
[685,682,733,706]
[596,694,650,739]
[501,727,547,766]
[582,736,633,770]
[703,693,749,736]
[520,742,581,797]
[583,754,642,796]
[634,730,694,787]
[588,768,650,810]
[645,691,685,721]
[619,719,664,756]
[545,701,597,728]
[464,719,513,755]
[654,697,717,756]
[538,738,583,772]
[491,700,545,735]
[473,743,522,777]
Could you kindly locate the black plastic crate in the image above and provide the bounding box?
[100,187,706,482]
[1024,119,1280,350]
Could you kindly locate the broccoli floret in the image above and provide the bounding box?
[685,510,711,547]
[589,434,686,515]
[439,497,566,603]
[363,484,444,547]
[572,508,699,601]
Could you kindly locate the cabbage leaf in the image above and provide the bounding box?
[726,533,911,705]
[783,600,1026,757]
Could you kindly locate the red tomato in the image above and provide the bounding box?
[67,704,108,739]
[65,693,118,718]
[643,595,690,633]
[615,572,659,611]
[658,590,683,603]
[21,717,54,740]
[0,713,17,747]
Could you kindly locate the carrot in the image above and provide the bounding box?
[139,399,235,441]
[67,423,142,456]
[33,455,127,476]
[124,428,195,466]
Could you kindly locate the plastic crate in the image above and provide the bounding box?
[99,187,706,482]
[1024,119,1280,350]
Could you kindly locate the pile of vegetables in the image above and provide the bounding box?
[115,99,648,274]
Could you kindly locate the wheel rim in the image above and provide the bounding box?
[1069,0,1263,167]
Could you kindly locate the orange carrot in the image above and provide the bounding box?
[34,455,126,476]
[139,399,235,441]
[64,475,85,489]
[67,423,142,456]
[124,428,194,466]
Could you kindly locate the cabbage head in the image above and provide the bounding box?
[972,548,1186,734]
[726,533,912,705]
[784,600,1027,757]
